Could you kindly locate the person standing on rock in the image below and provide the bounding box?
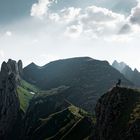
[116,79,121,87]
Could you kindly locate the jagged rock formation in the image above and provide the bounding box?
[112,60,140,87]
[112,60,127,72]
[18,60,23,77]
[92,87,140,140]
[0,59,22,140]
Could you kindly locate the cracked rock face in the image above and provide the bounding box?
[93,87,140,140]
[0,59,22,139]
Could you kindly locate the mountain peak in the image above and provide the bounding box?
[0,59,21,139]
[112,60,127,72]
[30,62,37,66]
[28,62,41,69]
[1,59,23,81]
[112,60,140,87]
[134,68,139,73]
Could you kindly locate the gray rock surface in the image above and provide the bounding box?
[0,59,22,139]
[92,87,140,140]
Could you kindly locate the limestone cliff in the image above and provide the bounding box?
[0,59,22,139]
[92,87,140,140]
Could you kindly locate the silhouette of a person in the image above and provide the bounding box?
[116,79,121,87]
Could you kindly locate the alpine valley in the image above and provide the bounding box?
[0,57,140,140]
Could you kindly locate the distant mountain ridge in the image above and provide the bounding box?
[112,60,127,72]
[112,60,140,87]
[23,57,132,113]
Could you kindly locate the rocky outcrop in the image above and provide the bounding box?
[0,59,22,140]
[93,87,140,140]
[18,60,23,77]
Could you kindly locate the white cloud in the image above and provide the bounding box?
[65,24,83,38]
[49,7,81,23]
[129,3,140,25]
[5,31,12,37]
[80,6,125,37]
[118,1,140,34]
[117,1,140,35]
[29,1,140,41]
[51,6,126,39]
[0,31,12,38]
[31,0,56,18]
[59,7,81,23]
[82,6,125,22]
[61,5,140,40]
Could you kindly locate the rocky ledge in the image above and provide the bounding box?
[93,87,140,140]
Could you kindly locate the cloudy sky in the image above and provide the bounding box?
[0,0,140,69]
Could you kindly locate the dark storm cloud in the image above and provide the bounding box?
[0,0,36,24]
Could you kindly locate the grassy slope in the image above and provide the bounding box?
[20,80,39,92]
[30,105,94,140]
[17,80,95,140]
[17,80,39,112]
